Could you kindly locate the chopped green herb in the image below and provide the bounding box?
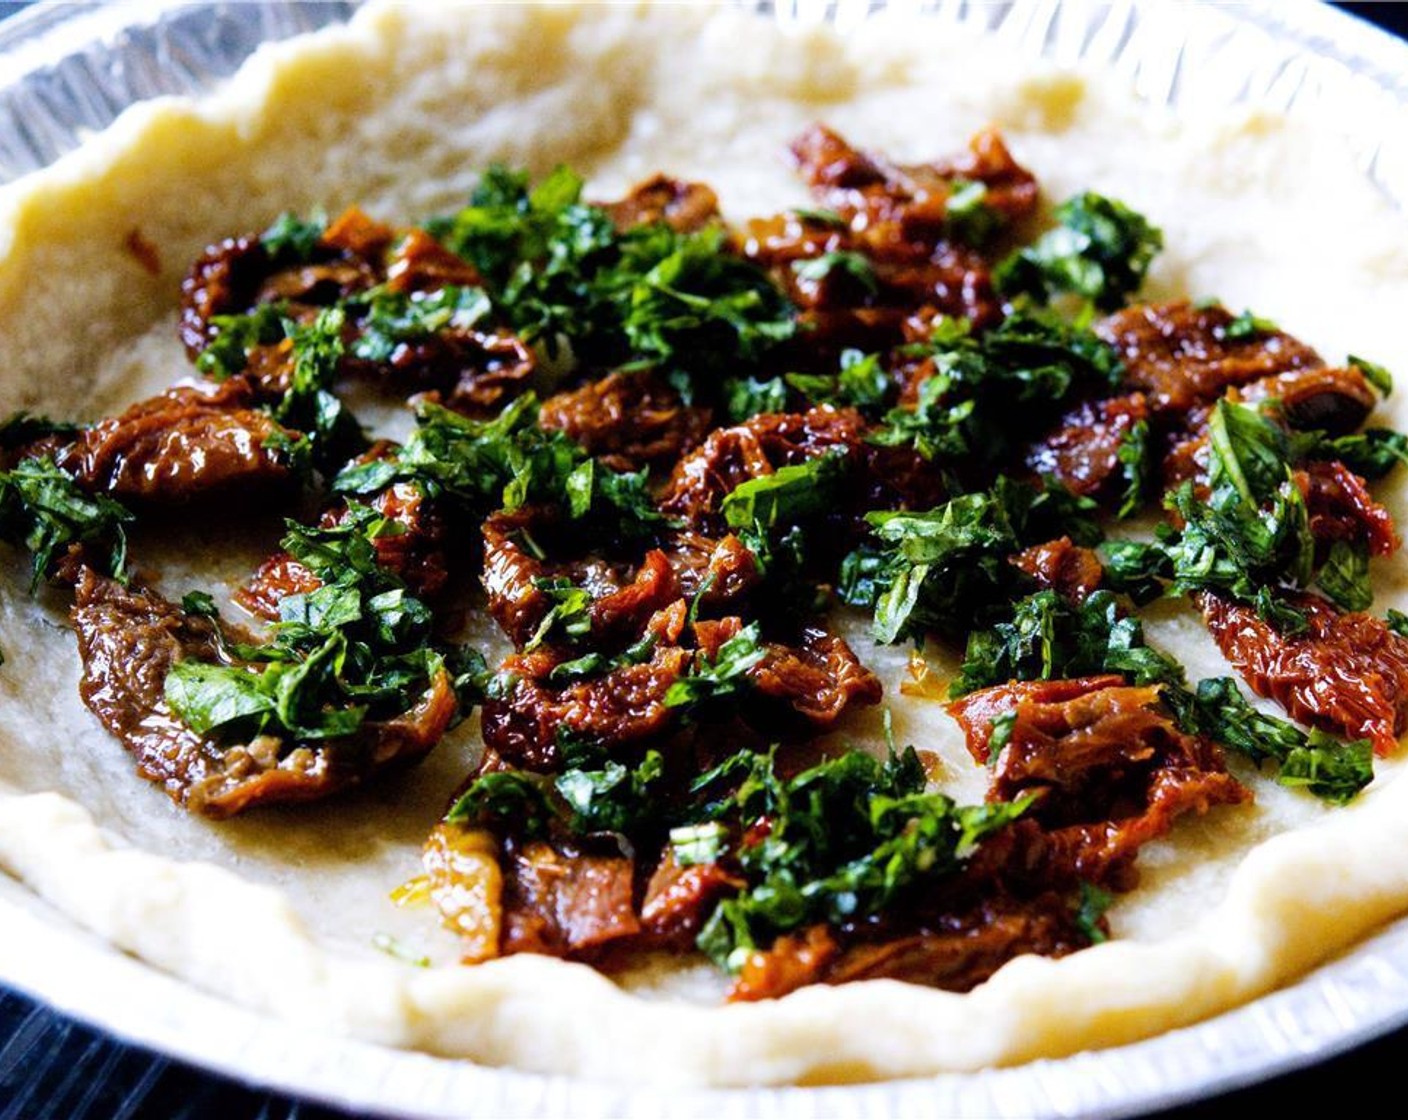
[0,412,78,450]
[1169,677,1373,804]
[349,285,492,363]
[333,394,671,541]
[670,821,728,866]
[691,744,1032,970]
[1073,881,1113,944]
[260,209,327,263]
[848,478,1101,645]
[952,589,1184,698]
[944,178,998,245]
[724,375,788,422]
[790,206,848,229]
[986,711,1016,764]
[1296,428,1408,480]
[164,658,281,737]
[1222,309,1279,340]
[446,770,554,836]
[181,590,219,618]
[554,749,664,835]
[664,623,766,709]
[1115,418,1153,519]
[0,457,132,590]
[1350,354,1393,397]
[165,504,477,749]
[429,167,794,387]
[196,303,289,380]
[1154,401,1316,624]
[868,310,1121,466]
[785,349,889,413]
[721,450,848,531]
[273,306,365,465]
[447,741,666,839]
[791,251,879,295]
[995,192,1163,311]
[524,577,593,651]
[1316,540,1373,613]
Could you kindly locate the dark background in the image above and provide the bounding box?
[1,2,1407,1118]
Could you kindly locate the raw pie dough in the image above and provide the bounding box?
[0,0,1407,1087]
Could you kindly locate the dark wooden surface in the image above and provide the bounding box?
[1,2,1406,1117]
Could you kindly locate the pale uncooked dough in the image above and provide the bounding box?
[0,1,1406,1087]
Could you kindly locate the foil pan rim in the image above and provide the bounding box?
[1,2,1406,1117]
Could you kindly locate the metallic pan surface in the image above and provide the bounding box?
[1,1,1407,1116]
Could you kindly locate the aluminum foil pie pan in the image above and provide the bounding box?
[1,2,1407,1116]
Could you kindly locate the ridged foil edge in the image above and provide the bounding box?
[2,2,1408,1117]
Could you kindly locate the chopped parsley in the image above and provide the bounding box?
[444,735,1036,973]
[843,478,1101,645]
[791,250,879,295]
[1115,418,1154,519]
[1116,399,1400,625]
[950,573,1374,804]
[447,740,666,839]
[348,285,492,363]
[943,178,999,245]
[1073,882,1113,944]
[0,412,78,450]
[952,588,1183,698]
[333,394,671,541]
[1349,355,1393,397]
[723,375,788,421]
[196,302,289,380]
[0,457,132,590]
[868,311,1121,466]
[691,745,1032,970]
[995,191,1163,311]
[1295,428,1408,479]
[260,209,327,263]
[721,451,849,531]
[165,504,481,746]
[273,306,366,468]
[663,623,766,709]
[1166,677,1373,804]
[428,165,795,387]
[1222,309,1280,340]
